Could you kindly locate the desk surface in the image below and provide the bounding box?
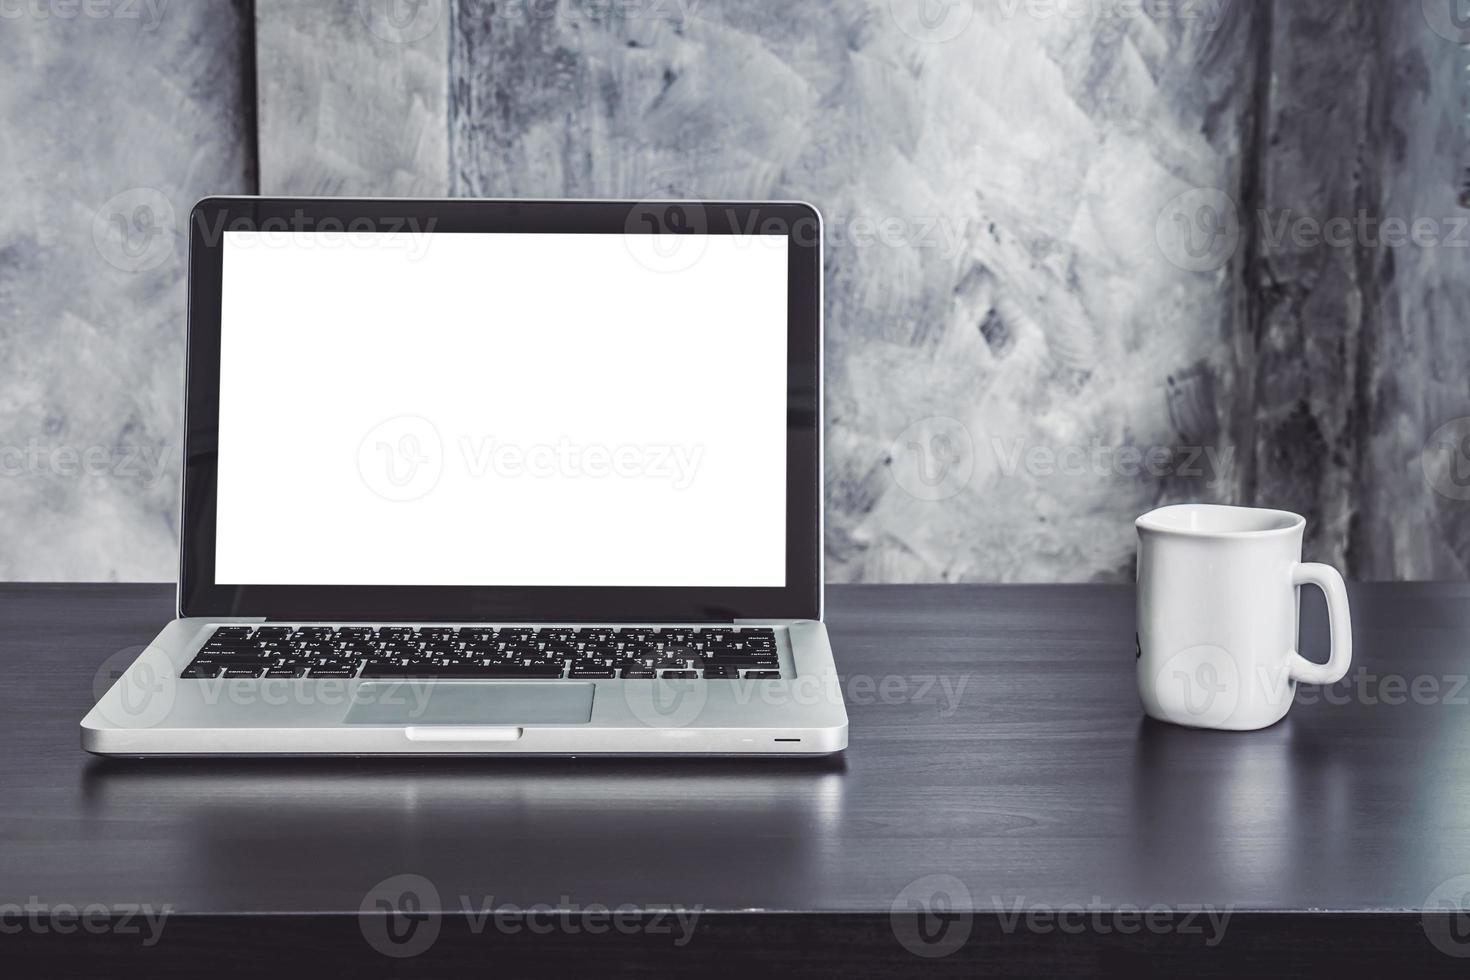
[6,583,1470,971]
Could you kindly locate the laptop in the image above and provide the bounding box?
[82,197,847,756]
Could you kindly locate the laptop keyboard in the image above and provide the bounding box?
[180,625,782,680]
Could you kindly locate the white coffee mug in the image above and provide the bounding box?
[1135,504,1352,731]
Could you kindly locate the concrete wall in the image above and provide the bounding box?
[448,1,1266,582]
[0,0,254,580]
[1,0,1466,582]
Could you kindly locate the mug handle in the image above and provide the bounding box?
[1288,563,1353,686]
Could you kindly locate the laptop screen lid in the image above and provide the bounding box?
[178,198,821,623]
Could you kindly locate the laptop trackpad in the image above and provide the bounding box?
[344,682,595,726]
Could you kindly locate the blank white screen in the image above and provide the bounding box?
[214,231,788,587]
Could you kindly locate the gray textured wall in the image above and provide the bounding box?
[256,0,449,195]
[1246,0,1470,579]
[0,0,253,581]
[451,1,1257,584]
[1,0,1467,583]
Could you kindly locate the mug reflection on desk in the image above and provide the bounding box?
[1130,717,1318,895]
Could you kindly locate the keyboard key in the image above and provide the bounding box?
[615,659,654,673]
[705,648,777,660]
[521,659,567,672]
[199,645,255,658]
[704,657,779,669]
[620,668,656,679]
[712,638,775,653]
[199,656,275,669]
[212,626,253,640]
[180,661,222,678]
[661,670,698,679]
[743,671,782,680]
[486,666,568,678]
[702,666,739,679]
[568,666,617,678]
[222,666,266,678]
[360,662,563,679]
[310,659,363,673]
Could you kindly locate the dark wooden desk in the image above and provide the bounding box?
[5,583,1470,976]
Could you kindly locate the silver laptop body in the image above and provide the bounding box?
[82,197,847,756]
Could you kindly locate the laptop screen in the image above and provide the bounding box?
[212,229,789,589]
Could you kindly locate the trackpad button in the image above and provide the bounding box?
[344,682,595,725]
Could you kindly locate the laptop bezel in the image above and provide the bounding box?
[177,197,821,623]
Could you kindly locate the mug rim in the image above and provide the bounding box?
[1135,503,1305,539]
